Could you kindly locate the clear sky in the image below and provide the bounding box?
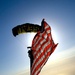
[0,0,75,75]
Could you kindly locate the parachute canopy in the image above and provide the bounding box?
[12,23,41,37]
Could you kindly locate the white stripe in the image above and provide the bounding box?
[39,31,47,39]
[45,47,52,55]
[33,37,42,47]
[40,39,46,44]
[36,44,41,51]
[39,31,45,37]
[45,25,49,29]
[36,39,46,51]
[32,55,45,74]
[44,34,47,39]
[33,39,46,56]
[42,41,50,50]
[46,30,51,34]
[33,40,50,61]
[36,52,40,59]
[33,36,38,44]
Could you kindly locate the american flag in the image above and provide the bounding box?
[31,19,58,75]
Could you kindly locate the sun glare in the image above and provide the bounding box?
[51,29,59,44]
[27,33,36,46]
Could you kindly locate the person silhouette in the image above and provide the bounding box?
[28,48,34,67]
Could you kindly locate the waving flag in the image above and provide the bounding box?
[31,19,58,75]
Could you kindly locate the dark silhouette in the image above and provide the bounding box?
[12,23,41,37]
[40,19,45,33]
[27,47,34,67]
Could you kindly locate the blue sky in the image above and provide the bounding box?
[0,0,75,75]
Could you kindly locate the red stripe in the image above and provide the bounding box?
[33,37,47,54]
[32,37,50,63]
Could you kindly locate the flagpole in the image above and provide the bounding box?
[27,47,33,75]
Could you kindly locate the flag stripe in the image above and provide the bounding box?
[45,25,49,29]
[33,35,38,45]
[33,37,42,48]
[32,37,51,60]
[33,31,46,48]
[32,37,44,56]
[32,32,49,56]
[35,33,47,48]
[33,38,46,56]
